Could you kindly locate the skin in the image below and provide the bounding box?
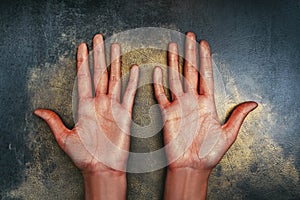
[153,32,258,200]
[35,32,257,199]
[34,34,139,200]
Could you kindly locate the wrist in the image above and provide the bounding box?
[81,164,126,176]
[78,158,128,175]
[167,167,211,177]
[82,169,126,180]
[164,167,211,200]
[82,170,126,200]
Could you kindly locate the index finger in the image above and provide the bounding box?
[168,43,184,101]
[77,43,92,100]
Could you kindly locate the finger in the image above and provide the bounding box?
[77,43,92,99]
[153,66,170,108]
[93,34,108,95]
[184,32,198,93]
[34,109,71,148]
[108,43,121,102]
[223,101,258,144]
[199,40,214,97]
[168,43,183,100]
[122,65,139,113]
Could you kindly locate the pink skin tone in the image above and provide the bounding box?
[35,34,139,200]
[35,32,257,200]
[154,32,257,200]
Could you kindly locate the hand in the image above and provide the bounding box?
[34,34,139,199]
[35,34,139,173]
[154,32,257,199]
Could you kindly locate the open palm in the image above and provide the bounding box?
[154,32,257,172]
[35,34,139,173]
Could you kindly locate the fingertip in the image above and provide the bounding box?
[186,32,196,40]
[250,101,259,109]
[248,101,258,108]
[78,43,88,52]
[34,108,50,117]
[241,101,259,113]
[154,66,162,72]
[186,32,197,52]
[130,64,139,78]
[34,109,42,116]
[77,43,88,63]
[200,40,211,56]
[93,34,104,43]
[130,64,139,73]
[154,66,163,80]
[33,109,57,122]
[200,40,209,48]
[168,42,178,53]
[248,101,259,113]
[93,34,104,48]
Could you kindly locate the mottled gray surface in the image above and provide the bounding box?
[0,0,300,199]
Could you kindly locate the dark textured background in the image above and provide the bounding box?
[0,0,299,199]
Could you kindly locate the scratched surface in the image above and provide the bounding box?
[1,0,300,199]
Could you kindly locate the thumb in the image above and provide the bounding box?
[223,101,258,143]
[34,109,71,148]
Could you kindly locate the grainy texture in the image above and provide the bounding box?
[1,0,300,199]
